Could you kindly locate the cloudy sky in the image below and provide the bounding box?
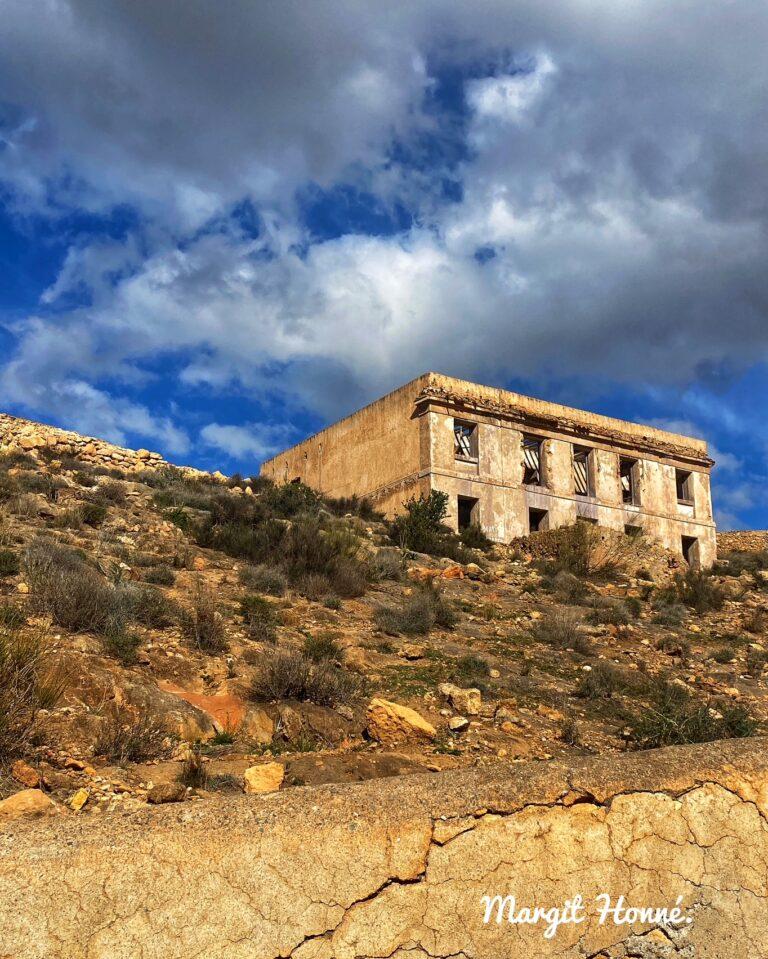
[1,0,767,528]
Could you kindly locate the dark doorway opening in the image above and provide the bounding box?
[682,535,699,566]
[528,507,548,533]
[457,495,479,531]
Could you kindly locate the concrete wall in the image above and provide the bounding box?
[2,738,768,958]
[260,372,717,564]
[261,374,431,515]
[427,407,717,565]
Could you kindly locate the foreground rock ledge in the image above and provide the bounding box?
[2,738,768,958]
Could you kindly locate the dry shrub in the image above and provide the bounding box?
[0,626,66,762]
[251,648,363,707]
[181,581,228,653]
[238,564,287,596]
[628,680,756,748]
[94,704,169,763]
[531,608,583,648]
[375,584,456,635]
[240,594,278,643]
[178,747,208,788]
[25,540,113,632]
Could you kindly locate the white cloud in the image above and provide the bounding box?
[200,422,295,461]
[1,0,768,481]
[466,54,556,128]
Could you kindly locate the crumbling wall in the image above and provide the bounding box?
[2,738,768,958]
[0,412,170,473]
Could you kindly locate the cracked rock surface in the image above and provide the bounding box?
[2,738,768,958]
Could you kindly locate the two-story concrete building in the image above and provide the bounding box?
[260,373,717,566]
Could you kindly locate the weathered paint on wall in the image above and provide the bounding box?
[261,372,717,564]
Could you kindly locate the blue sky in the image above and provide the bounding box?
[1,1,767,529]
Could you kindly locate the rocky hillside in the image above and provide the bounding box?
[1,425,767,821]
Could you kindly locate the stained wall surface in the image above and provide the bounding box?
[2,739,768,958]
[261,372,717,564]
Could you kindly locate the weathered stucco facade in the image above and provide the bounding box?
[261,373,717,565]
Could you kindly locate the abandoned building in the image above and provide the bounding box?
[260,373,717,566]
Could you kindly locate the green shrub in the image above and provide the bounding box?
[452,654,490,684]
[262,481,320,517]
[0,603,26,629]
[743,608,767,635]
[240,594,278,643]
[74,470,98,488]
[323,494,381,521]
[576,661,629,698]
[369,550,404,582]
[375,585,456,635]
[81,500,109,526]
[238,564,287,596]
[97,481,126,505]
[746,647,768,678]
[389,490,469,561]
[587,596,633,626]
[0,625,66,761]
[660,569,725,614]
[715,550,768,577]
[25,540,115,633]
[551,570,589,603]
[302,632,342,662]
[298,572,333,600]
[0,549,19,577]
[127,585,179,629]
[459,523,492,551]
[143,565,176,586]
[103,628,142,664]
[323,595,342,610]
[251,648,363,707]
[711,646,736,664]
[166,506,193,532]
[651,597,688,626]
[628,681,756,748]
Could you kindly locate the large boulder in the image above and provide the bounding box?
[0,789,59,823]
[366,698,436,744]
[243,762,284,795]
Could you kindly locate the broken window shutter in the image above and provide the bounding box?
[573,452,589,496]
[523,437,541,484]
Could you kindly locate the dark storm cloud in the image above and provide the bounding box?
[0,0,767,435]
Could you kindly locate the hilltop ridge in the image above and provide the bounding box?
[0,416,766,817]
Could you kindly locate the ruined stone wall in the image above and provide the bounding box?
[260,372,717,563]
[260,374,431,514]
[426,403,717,565]
[0,412,170,473]
[2,739,768,958]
